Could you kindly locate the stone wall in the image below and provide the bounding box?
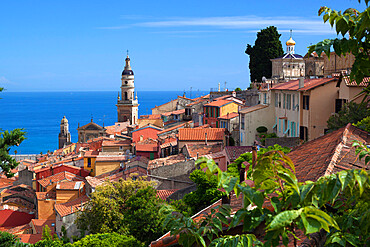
[265,137,300,148]
[14,169,34,188]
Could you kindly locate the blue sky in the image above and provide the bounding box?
[0,0,365,92]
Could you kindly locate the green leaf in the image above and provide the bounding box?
[267,208,303,230]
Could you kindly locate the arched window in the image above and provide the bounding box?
[124,92,128,100]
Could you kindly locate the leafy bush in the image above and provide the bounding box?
[354,116,370,132]
[259,132,277,145]
[72,233,142,247]
[256,126,268,133]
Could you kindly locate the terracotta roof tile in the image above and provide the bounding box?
[290,124,370,182]
[161,109,185,117]
[102,140,131,147]
[140,114,162,120]
[56,181,84,190]
[185,144,223,158]
[95,155,128,162]
[156,189,178,200]
[0,210,34,228]
[148,154,186,170]
[19,234,43,244]
[343,76,369,86]
[239,104,268,114]
[178,128,225,141]
[136,144,158,152]
[271,78,337,91]
[225,146,253,162]
[218,112,239,120]
[157,122,187,135]
[54,195,89,217]
[38,171,84,188]
[85,176,103,188]
[30,219,56,234]
[204,99,233,107]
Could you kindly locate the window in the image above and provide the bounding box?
[291,121,296,137]
[241,115,245,130]
[275,93,278,107]
[287,94,291,110]
[87,158,91,168]
[283,94,286,109]
[300,126,308,141]
[263,93,267,104]
[124,92,128,100]
[303,95,310,110]
[335,99,347,113]
[216,121,219,128]
[278,94,281,108]
[292,95,295,111]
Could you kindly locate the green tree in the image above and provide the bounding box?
[308,1,370,87]
[0,87,26,178]
[72,233,142,247]
[245,26,284,82]
[0,231,17,247]
[327,101,369,132]
[183,169,224,215]
[76,176,167,245]
[234,87,242,91]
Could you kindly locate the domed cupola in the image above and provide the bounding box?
[122,55,134,76]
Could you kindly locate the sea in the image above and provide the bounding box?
[0,91,208,154]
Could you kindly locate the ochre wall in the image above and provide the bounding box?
[38,200,56,220]
[95,161,120,176]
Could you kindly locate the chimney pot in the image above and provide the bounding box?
[299,77,304,89]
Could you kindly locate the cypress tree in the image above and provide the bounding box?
[245,26,284,82]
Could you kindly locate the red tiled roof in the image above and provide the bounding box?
[204,99,233,107]
[178,128,225,141]
[186,98,207,107]
[184,144,223,158]
[156,189,178,200]
[290,123,370,182]
[343,76,369,87]
[160,140,177,149]
[0,178,14,189]
[148,154,186,170]
[0,210,34,227]
[56,181,84,190]
[218,112,239,120]
[157,122,187,135]
[85,176,103,188]
[30,219,56,234]
[102,140,131,147]
[54,195,89,217]
[84,150,99,157]
[161,109,185,117]
[38,171,84,188]
[2,223,31,235]
[271,77,337,91]
[36,191,56,200]
[225,146,253,162]
[239,104,268,114]
[19,234,43,244]
[95,155,127,162]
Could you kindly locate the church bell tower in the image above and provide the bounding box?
[116,53,139,125]
[58,116,71,149]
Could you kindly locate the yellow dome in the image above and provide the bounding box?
[61,116,68,124]
[286,37,296,46]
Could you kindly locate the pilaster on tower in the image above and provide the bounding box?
[116,53,139,125]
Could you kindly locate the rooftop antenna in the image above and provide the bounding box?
[126,49,129,57]
[224,81,227,91]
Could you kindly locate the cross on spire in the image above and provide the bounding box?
[290,29,292,38]
[126,49,129,57]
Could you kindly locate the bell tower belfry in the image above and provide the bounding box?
[116,52,139,125]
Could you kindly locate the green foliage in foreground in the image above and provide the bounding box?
[164,145,370,247]
[227,144,290,179]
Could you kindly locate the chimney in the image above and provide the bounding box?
[299,77,304,89]
[205,132,208,145]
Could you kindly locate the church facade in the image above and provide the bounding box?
[116,55,139,125]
